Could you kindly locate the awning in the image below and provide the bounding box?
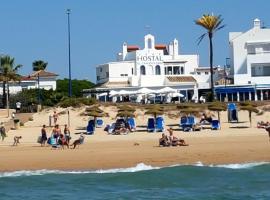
[215,87,255,94]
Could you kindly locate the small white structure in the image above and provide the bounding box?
[85,34,212,102]
[0,70,58,95]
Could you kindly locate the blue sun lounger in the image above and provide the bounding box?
[211,120,220,130]
[86,120,95,135]
[155,117,164,132]
[96,119,104,128]
[147,118,155,132]
[128,117,136,131]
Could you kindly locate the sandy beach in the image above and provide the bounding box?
[0,105,270,172]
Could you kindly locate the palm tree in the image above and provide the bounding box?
[32,60,48,71]
[0,55,22,109]
[195,14,225,101]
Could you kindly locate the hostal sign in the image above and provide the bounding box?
[136,53,163,65]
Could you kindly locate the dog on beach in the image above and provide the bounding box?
[71,135,85,149]
[13,136,22,146]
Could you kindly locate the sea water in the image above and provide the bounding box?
[0,162,270,200]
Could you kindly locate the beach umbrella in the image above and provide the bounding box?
[85,105,103,113]
[137,88,155,94]
[117,111,135,118]
[156,87,177,94]
[239,103,259,127]
[109,90,119,97]
[145,108,164,120]
[179,107,201,117]
[87,111,105,127]
[208,102,227,129]
[117,105,136,112]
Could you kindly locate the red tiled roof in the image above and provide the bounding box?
[127,45,140,52]
[30,70,58,77]
[155,44,167,50]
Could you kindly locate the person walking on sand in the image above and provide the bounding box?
[266,126,270,141]
[53,111,59,125]
[0,123,7,142]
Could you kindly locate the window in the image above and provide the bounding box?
[167,66,172,75]
[97,76,100,81]
[197,72,201,75]
[106,72,109,78]
[140,65,146,75]
[155,65,161,75]
[251,64,270,77]
[205,72,209,75]
[100,68,102,72]
[180,67,184,74]
[132,68,134,75]
[173,66,180,75]
[120,74,128,76]
[148,38,152,49]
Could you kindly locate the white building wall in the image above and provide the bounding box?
[230,19,270,85]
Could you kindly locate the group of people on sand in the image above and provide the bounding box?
[40,123,83,149]
[159,128,189,147]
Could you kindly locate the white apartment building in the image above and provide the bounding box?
[0,70,58,95]
[215,18,270,101]
[86,34,213,102]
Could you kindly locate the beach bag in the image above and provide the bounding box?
[47,137,51,145]
[37,136,42,144]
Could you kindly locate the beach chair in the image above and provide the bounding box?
[127,117,136,131]
[227,103,238,122]
[147,118,155,132]
[183,116,196,132]
[211,120,220,130]
[86,120,95,135]
[155,117,164,132]
[96,119,104,128]
[50,137,60,149]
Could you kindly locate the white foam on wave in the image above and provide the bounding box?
[192,161,269,169]
[0,163,160,178]
[1,162,269,178]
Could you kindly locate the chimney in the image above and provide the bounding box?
[253,18,261,29]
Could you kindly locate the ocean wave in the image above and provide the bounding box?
[0,163,160,178]
[1,162,269,178]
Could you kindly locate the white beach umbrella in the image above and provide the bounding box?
[156,87,177,94]
[98,92,108,97]
[137,87,155,94]
[169,93,184,98]
[109,90,119,97]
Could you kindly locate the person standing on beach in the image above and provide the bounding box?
[41,125,48,146]
[266,126,270,141]
[53,111,59,125]
[64,124,71,144]
[0,123,7,141]
[16,101,21,113]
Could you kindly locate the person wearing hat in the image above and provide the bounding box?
[167,127,188,146]
[0,123,7,142]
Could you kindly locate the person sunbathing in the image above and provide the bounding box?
[159,133,170,147]
[168,128,188,146]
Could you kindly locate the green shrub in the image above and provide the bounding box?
[58,97,96,108]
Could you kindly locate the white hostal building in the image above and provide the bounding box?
[85,34,211,102]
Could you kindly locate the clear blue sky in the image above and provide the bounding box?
[1,0,270,83]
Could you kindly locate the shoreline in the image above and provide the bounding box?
[1,133,269,172]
